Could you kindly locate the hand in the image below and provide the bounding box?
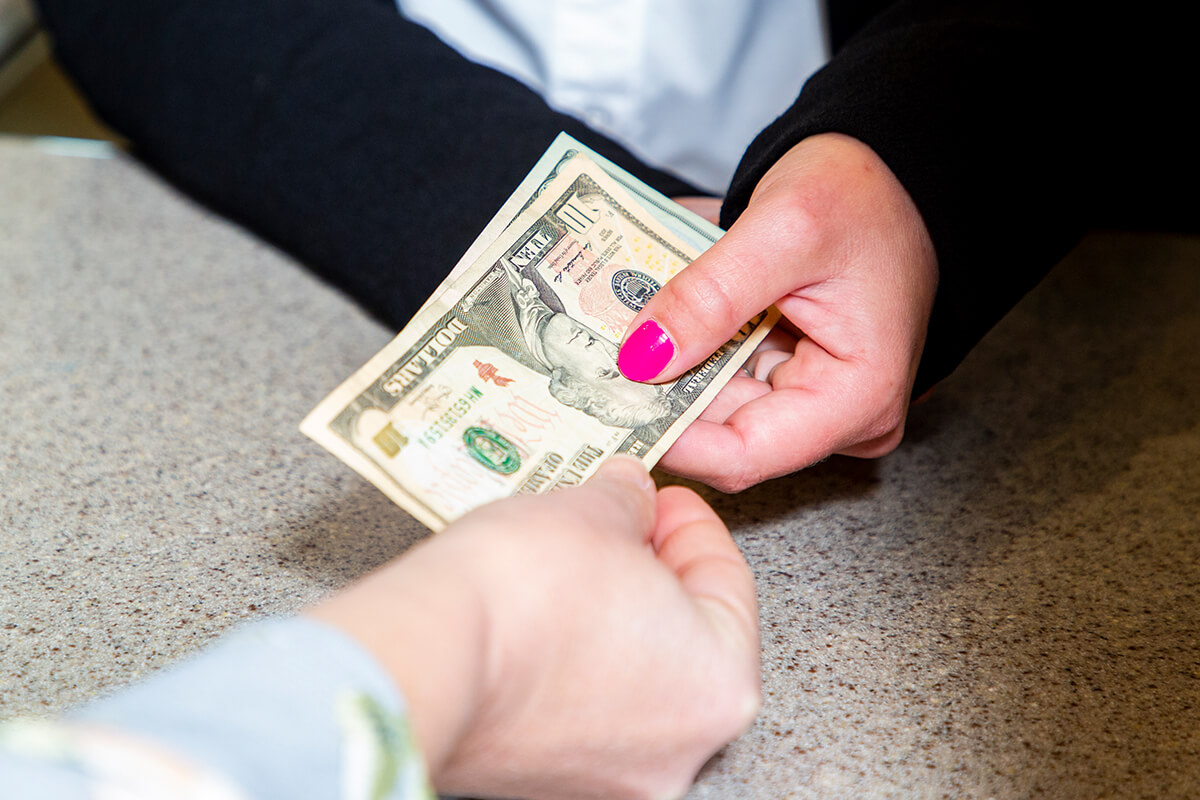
[673,195,723,226]
[307,457,760,800]
[626,133,938,491]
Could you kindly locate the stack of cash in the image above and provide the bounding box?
[302,134,776,530]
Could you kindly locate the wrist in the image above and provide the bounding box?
[304,543,490,784]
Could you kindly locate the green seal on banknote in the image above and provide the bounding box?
[463,427,521,475]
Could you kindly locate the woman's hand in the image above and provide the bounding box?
[629,133,938,491]
[307,456,760,800]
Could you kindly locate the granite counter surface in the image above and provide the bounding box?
[2,138,1198,798]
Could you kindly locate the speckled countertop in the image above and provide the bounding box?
[2,137,1198,798]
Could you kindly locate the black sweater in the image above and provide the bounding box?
[35,0,1199,395]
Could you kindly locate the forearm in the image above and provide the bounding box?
[723,1,1176,394]
[305,541,489,784]
[34,0,696,329]
[0,618,434,799]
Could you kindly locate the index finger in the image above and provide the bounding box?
[618,195,827,384]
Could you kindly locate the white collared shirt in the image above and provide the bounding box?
[395,1,829,194]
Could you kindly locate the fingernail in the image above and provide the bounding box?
[618,319,674,382]
[594,455,655,492]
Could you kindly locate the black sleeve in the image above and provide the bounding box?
[721,1,1199,396]
[33,0,698,329]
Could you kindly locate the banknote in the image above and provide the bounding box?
[418,133,725,315]
[302,137,778,530]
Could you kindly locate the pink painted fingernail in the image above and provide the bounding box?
[618,320,675,382]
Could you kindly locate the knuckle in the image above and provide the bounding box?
[670,264,744,337]
[706,474,739,493]
[587,480,653,529]
[708,675,762,750]
[708,466,758,494]
[725,474,756,494]
[736,684,764,731]
[849,400,908,457]
[616,771,695,800]
[860,428,905,458]
[765,187,830,254]
[852,371,910,443]
[872,399,908,440]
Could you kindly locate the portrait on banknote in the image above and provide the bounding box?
[500,260,672,428]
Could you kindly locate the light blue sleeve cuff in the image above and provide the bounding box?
[70,616,435,800]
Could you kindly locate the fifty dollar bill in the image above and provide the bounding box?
[302,135,778,530]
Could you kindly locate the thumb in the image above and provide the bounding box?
[617,198,814,383]
[569,455,658,544]
[458,456,656,548]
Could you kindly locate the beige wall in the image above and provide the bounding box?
[0,15,122,143]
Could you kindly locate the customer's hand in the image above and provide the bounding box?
[626,133,938,491]
[307,456,760,800]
